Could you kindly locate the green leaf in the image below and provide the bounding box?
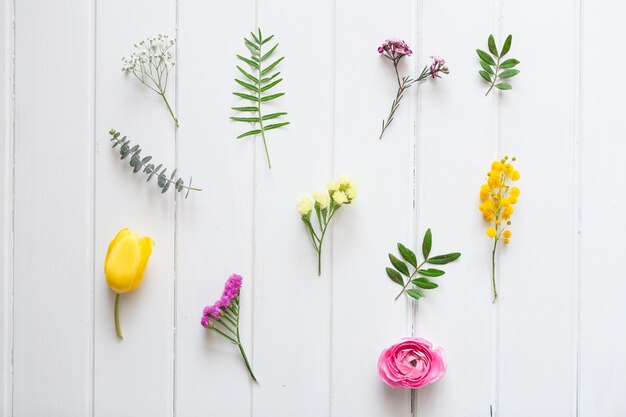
[230,116,261,122]
[406,289,423,300]
[418,268,445,277]
[260,92,285,102]
[386,268,404,285]
[236,66,260,83]
[479,70,492,83]
[261,57,284,75]
[232,106,259,112]
[412,278,438,289]
[500,58,520,69]
[244,38,259,51]
[261,72,281,83]
[235,79,260,92]
[422,229,432,259]
[488,35,498,57]
[237,55,259,69]
[147,163,162,182]
[261,34,274,45]
[264,122,290,131]
[480,60,494,75]
[261,44,278,61]
[476,49,495,65]
[260,78,283,92]
[236,129,262,139]
[389,254,410,276]
[501,34,512,57]
[250,31,260,44]
[495,82,512,90]
[397,243,417,268]
[499,69,520,78]
[262,112,287,121]
[427,253,461,265]
[233,92,259,101]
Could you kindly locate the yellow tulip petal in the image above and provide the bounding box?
[129,237,155,292]
[104,228,130,275]
[105,232,142,294]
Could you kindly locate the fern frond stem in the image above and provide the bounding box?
[256,42,272,169]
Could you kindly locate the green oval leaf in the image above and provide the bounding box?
[386,268,404,285]
[488,35,498,57]
[422,229,432,259]
[427,252,461,265]
[480,61,494,75]
[499,69,520,79]
[499,58,520,69]
[397,243,417,268]
[412,278,438,289]
[406,289,423,300]
[476,49,495,65]
[501,34,512,57]
[479,70,492,83]
[495,82,512,90]
[389,254,410,276]
[418,268,445,277]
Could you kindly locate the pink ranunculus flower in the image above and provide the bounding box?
[378,337,446,389]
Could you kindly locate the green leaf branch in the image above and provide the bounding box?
[108,129,201,198]
[231,28,289,169]
[477,34,520,96]
[386,229,461,301]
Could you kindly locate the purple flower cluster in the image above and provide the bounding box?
[378,39,413,61]
[429,56,449,78]
[201,274,243,328]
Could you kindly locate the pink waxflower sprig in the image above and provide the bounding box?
[378,39,449,139]
[201,274,257,382]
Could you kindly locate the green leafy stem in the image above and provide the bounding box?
[206,297,257,382]
[231,28,290,169]
[108,129,201,198]
[301,200,343,276]
[386,229,461,300]
[477,34,520,96]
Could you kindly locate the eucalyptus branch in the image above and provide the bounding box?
[108,129,201,198]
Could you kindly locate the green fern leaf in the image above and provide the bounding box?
[236,66,260,83]
[237,55,259,69]
[261,92,285,102]
[235,79,260,92]
[260,79,283,92]
[261,44,278,61]
[261,57,284,75]
[233,92,259,101]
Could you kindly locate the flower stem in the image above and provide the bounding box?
[114,293,123,340]
[394,260,427,301]
[235,307,257,382]
[160,93,179,127]
[485,57,501,96]
[491,238,498,302]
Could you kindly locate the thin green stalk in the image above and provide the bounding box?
[257,42,272,169]
[233,299,257,382]
[394,259,427,301]
[485,56,501,96]
[316,206,338,276]
[114,293,123,340]
[491,238,499,302]
[160,93,179,127]
[209,326,237,344]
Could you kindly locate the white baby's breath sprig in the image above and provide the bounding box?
[122,34,178,127]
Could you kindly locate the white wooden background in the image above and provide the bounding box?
[0,0,624,416]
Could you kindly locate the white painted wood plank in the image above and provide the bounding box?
[250,1,334,415]
[332,1,413,416]
[93,1,176,416]
[579,0,626,414]
[0,0,13,414]
[175,1,255,415]
[414,0,496,415]
[497,1,577,415]
[12,0,94,415]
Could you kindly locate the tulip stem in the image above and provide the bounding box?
[114,293,123,340]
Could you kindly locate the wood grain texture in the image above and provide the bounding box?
[2,0,625,415]
[11,0,94,415]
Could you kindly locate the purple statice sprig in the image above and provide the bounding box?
[378,39,449,139]
[201,274,257,382]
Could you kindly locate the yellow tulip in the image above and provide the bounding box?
[104,228,154,339]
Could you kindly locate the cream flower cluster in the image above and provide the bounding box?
[298,176,358,216]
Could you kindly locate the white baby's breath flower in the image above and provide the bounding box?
[313,192,330,209]
[298,196,313,215]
